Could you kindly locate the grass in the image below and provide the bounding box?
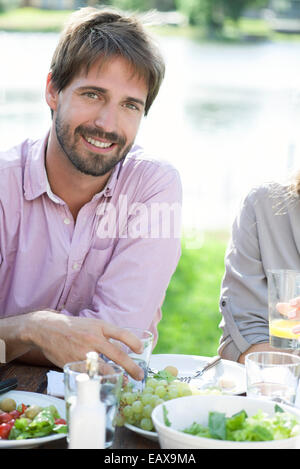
[155,231,228,358]
[0,7,71,32]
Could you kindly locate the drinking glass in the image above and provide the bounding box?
[245,351,300,405]
[64,360,123,448]
[108,327,153,391]
[268,269,300,349]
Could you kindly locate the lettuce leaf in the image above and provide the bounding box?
[8,405,67,440]
[182,405,300,442]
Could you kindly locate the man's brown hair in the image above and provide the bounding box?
[50,7,165,115]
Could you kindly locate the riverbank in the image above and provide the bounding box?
[1,7,300,42]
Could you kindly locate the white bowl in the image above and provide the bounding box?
[152,395,300,449]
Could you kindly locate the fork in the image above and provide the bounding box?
[148,355,221,383]
[180,355,221,383]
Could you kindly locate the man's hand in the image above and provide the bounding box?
[22,311,145,380]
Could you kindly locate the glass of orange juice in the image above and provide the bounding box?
[268,269,300,349]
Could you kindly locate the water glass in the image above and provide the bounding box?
[64,360,123,448]
[245,351,300,406]
[268,269,300,349]
[108,327,153,391]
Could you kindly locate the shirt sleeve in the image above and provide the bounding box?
[62,166,182,345]
[218,189,270,361]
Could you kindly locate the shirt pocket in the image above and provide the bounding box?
[82,245,115,280]
[68,246,115,311]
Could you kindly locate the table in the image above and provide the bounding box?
[0,361,160,449]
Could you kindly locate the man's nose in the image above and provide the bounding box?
[94,102,118,133]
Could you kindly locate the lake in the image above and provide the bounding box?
[1,31,300,240]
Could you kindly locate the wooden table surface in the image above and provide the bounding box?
[0,361,160,450]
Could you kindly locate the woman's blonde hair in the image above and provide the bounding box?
[50,7,165,115]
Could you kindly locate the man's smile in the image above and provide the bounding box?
[82,134,116,152]
[85,137,113,149]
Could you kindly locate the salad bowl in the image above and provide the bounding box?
[152,395,300,449]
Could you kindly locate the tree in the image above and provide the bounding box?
[176,0,268,34]
[0,0,21,13]
[224,0,268,23]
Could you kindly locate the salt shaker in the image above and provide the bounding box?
[68,373,105,449]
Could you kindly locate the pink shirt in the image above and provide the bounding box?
[0,133,182,344]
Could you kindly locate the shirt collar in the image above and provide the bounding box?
[24,131,122,203]
[24,131,52,202]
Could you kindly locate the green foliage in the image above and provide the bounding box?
[224,0,268,22]
[0,0,21,13]
[110,0,176,12]
[175,0,268,32]
[155,234,227,357]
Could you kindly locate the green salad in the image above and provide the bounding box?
[9,405,67,440]
[0,398,67,441]
[163,404,300,442]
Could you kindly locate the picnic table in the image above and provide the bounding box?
[0,361,160,449]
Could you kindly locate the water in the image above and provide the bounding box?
[2,32,300,234]
[247,381,296,405]
[126,358,148,392]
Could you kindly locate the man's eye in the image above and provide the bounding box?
[124,103,139,111]
[83,92,98,99]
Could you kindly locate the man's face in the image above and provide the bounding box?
[50,56,148,177]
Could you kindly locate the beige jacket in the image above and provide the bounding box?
[218,181,300,361]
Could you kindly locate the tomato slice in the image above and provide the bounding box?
[9,410,21,420]
[55,418,66,425]
[0,413,13,424]
[0,423,13,439]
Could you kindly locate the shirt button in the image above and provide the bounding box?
[64,218,71,225]
[72,262,79,271]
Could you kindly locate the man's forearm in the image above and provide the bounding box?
[0,313,35,363]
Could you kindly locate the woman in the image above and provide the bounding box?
[218,173,300,363]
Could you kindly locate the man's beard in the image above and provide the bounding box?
[55,112,132,177]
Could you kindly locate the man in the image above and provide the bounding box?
[0,8,182,378]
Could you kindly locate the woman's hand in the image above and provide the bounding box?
[276,297,300,334]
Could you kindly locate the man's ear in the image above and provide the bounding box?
[45,72,59,112]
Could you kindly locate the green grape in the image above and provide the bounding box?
[167,385,179,399]
[126,414,136,425]
[123,383,134,392]
[142,404,153,418]
[141,393,152,405]
[121,392,132,405]
[132,400,143,414]
[144,385,154,394]
[153,397,164,407]
[155,385,166,398]
[157,379,168,387]
[181,387,192,396]
[146,378,157,389]
[119,372,195,434]
[149,394,158,407]
[123,405,133,418]
[140,417,153,431]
